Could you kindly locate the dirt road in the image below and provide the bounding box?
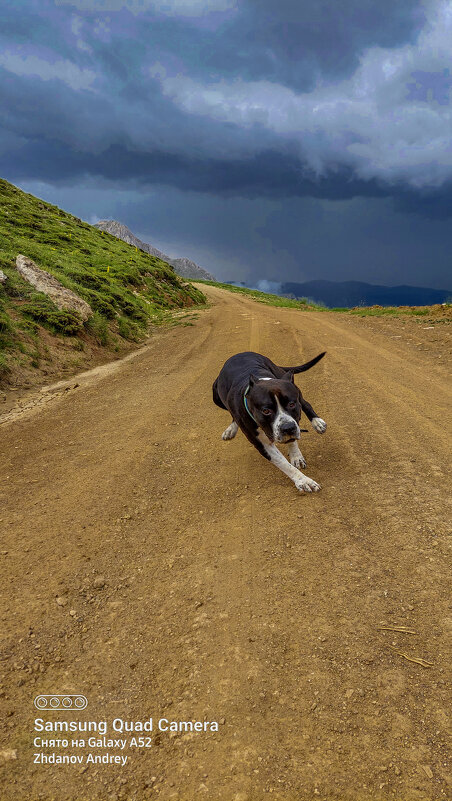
[0,285,451,800]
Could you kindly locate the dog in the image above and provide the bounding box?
[212,351,327,492]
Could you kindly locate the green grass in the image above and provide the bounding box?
[0,178,206,377]
[347,306,431,317]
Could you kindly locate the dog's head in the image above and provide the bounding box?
[246,373,302,443]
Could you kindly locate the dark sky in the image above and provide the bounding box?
[1,0,451,288]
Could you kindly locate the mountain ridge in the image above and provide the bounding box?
[95,220,216,281]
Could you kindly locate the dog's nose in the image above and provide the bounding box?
[280,420,298,435]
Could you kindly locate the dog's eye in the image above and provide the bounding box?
[287,401,296,409]
[262,408,272,416]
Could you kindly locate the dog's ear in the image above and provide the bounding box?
[249,373,258,387]
[281,370,294,383]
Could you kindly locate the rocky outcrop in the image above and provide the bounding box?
[95,220,216,281]
[0,270,7,283]
[16,255,93,321]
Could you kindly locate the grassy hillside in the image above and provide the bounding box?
[0,179,205,384]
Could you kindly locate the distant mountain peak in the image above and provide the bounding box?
[95,220,215,281]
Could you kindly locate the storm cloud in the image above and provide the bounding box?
[1,0,451,287]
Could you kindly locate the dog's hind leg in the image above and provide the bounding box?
[288,440,307,469]
[213,379,227,409]
[222,420,238,441]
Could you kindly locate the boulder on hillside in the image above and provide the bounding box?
[0,270,7,283]
[16,255,93,322]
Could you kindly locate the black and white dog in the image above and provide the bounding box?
[212,351,327,492]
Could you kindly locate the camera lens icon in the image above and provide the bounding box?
[34,694,88,711]
[35,696,48,709]
[74,696,85,708]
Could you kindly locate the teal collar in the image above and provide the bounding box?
[243,384,258,425]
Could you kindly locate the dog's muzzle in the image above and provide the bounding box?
[275,420,300,443]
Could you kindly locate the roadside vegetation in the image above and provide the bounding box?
[196,279,451,319]
[0,179,205,383]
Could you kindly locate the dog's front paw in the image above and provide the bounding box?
[290,453,307,469]
[294,475,321,493]
[312,417,327,434]
[222,421,238,440]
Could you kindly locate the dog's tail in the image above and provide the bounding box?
[282,351,326,374]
